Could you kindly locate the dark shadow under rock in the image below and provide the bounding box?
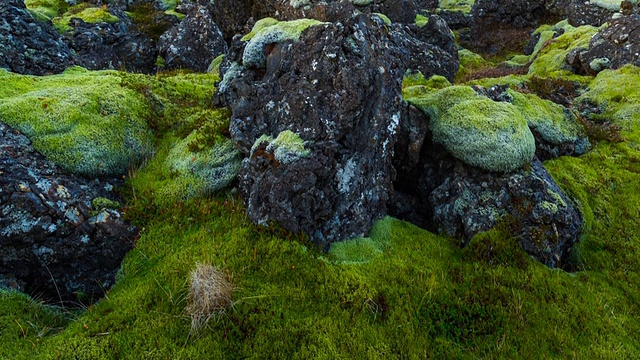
[0,122,137,306]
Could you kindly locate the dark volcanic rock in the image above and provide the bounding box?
[390,104,583,268]
[65,7,158,73]
[0,0,74,75]
[570,14,640,75]
[158,1,228,72]
[218,15,408,249]
[0,122,137,305]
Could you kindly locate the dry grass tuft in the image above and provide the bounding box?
[186,263,234,333]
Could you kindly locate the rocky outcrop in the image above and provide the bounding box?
[568,14,640,75]
[390,109,583,268]
[64,6,158,74]
[0,0,74,75]
[218,15,409,249]
[0,122,137,305]
[158,1,228,72]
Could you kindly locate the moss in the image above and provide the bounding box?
[528,22,600,78]
[349,0,375,5]
[0,69,154,177]
[327,217,393,264]
[590,0,635,11]
[438,0,475,14]
[242,19,326,68]
[207,55,224,75]
[455,49,490,83]
[415,14,429,27]
[52,5,120,33]
[576,65,640,119]
[24,0,68,22]
[251,130,310,164]
[510,90,586,145]
[373,13,392,26]
[91,197,121,211]
[290,0,312,8]
[406,86,535,172]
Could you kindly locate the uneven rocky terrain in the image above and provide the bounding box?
[1,0,640,358]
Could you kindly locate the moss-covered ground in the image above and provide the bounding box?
[1,21,640,358]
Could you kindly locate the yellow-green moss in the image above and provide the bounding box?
[0,69,153,177]
[53,5,120,33]
[24,0,68,22]
[373,13,392,26]
[455,49,490,82]
[415,14,429,27]
[406,86,536,172]
[438,0,475,14]
[242,18,326,68]
[91,197,121,211]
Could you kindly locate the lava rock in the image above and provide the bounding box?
[571,14,640,75]
[218,15,408,249]
[0,0,74,75]
[65,6,158,74]
[0,122,137,305]
[158,1,228,72]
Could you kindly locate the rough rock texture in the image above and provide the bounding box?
[391,113,583,268]
[158,1,228,72]
[65,6,158,74]
[0,122,137,305]
[388,16,459,82]
[0,0,74,75]
[218,15,408,249]
[569,14,640,75]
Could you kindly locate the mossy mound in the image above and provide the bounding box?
[161,117,242,202]
[438,0,475,14]
[52,4,120,33]
[241,18,326,68]
[24,0,68,22]
[0,68,153,177]
[406,85,536,172]
[510,90,585,145]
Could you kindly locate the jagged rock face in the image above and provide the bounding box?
[219,15,407,249]
[0,0,74,75]
[390,104,583,268]
[388,16,459,82]
[64,6,158,74]
[569,14,640,75]
[0,122,137,305]
[158,1,228,72]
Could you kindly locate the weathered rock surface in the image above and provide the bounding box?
[391,111,583,268]
[0,122,137,305]
[218,15,408,249]
[0,0,74,75]
[65,6,158,74]
[569,14,640,75]
[158,1,228,72]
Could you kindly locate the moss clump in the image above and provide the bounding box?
[53,5,120,33]
[92,197,121,211]
[510,90,586,145]
[162,127,241,203]
[590,0,636,11]
[402,72,452,95]
[0,68,154,177]
[373,13,392,25]
[406,86,536,172]
[242,18,326,68]
[455,49,490,82]
[24,0,68,22]
[415,14,429,27]
[252,130,311,164]
[438,0,475,14]
[328,217,392,264]
[207,55,225,75]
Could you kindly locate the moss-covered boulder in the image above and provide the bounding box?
[52,5,119,33]
[407,85,536,172]
[0,68,154,177]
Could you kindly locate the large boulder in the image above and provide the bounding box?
[158,1,228,72]
[0,0,74,75]
[0,122,137,305]
[218,15,413,249]
[64,6,158,74]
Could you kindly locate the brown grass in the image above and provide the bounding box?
[186,264,234,333]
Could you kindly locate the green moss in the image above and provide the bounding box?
[251,130,310,164]
[24,0,68,22]
[91,197,121,211]
[528,22,599,78]
[53,5,120,33]
[207,55,224,75]
[373,13,392,25]
[415,14,429,27]
[328,217,393,264]
[0,69,153,177]
[242,19,326,68]
[438,0,475,14]
[349,0,375,5]
[406,86,535,172]
[455,49,490,82]
[510,90,586,145]
[590,0,636,11]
